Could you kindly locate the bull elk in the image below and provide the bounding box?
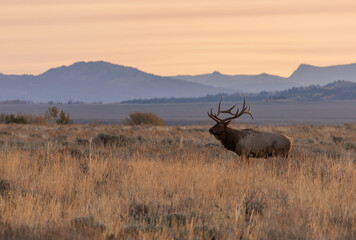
[208,97,293,158]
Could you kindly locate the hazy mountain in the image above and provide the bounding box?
[172,71,244,89]
[1,61,356,103]
[289,63,356,86]
[122,80,356,103]
[171,71,296,93]
[0,61,230,103]
[236,73,295,92]
[171,63,356,92]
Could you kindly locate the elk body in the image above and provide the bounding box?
[208,98,293,158]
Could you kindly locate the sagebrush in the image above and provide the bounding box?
[0,123,355,239]
[125,112,165,126]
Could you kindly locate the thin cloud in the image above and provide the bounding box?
[1,3,356,26]
[2,0,356,76]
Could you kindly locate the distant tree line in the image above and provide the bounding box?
[121,93,271,104]
[48,99,89,104]
[0,99,102,105]
[0,106,70,125]
[0,100,33,104]
[121,80,356,104]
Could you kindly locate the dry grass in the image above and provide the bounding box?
[0,123,355,239]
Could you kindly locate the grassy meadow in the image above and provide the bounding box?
[0,123,355,239]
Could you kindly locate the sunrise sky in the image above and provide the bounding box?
[1,0,356,76]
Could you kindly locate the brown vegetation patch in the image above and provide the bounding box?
[0,123,355,239]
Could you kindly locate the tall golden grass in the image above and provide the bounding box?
[0,123,355,239]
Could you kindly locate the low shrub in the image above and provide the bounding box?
[124,112,165,126]
[56,110,71,124]
[71,216,106,232]
[92,133,144,147]
[0,178,11,196]
[25,115,47,124]
[92,133,127,147]
[75,138,90,146]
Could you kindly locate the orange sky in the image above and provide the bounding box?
[1,0,356,76]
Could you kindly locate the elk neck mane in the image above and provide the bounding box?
[218,127,242,152]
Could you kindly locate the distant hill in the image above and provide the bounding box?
[1,61,356,103]
[289,63,356,86]
[170,71,293,93]
[171,63,356,92]
[122,80,356,103]
[0,61,230,103]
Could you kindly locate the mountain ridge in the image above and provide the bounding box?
[0,61,232,103]
[288,62,356,85]
[1,61,356,103]
[171,62,356,92]
[170,71,290,93]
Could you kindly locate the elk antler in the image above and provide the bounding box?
[207,97,254,124]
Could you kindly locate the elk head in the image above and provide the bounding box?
[207,97,254,140]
